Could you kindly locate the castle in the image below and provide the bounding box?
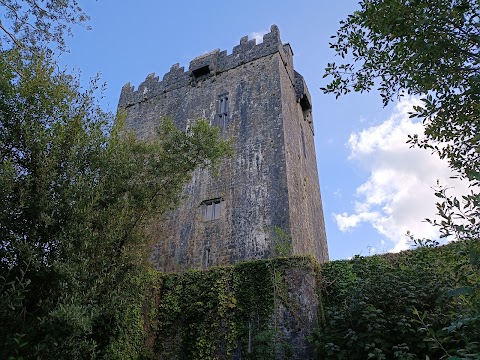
[118,25,328,272]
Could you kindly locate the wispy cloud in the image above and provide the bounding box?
[335,96,470,252]
[250,30,268,44]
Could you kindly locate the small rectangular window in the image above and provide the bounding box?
[203,198,224,221]
[192,65,210,78]
[217,94,229,127]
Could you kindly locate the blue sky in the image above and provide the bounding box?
[60,1,464,260]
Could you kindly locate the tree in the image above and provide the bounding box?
[0,2,233,357]
[323,1,479,357]
[316,242,479,359]
[0,48,232,360]
[322,0,479,241]
[0,0,89,52]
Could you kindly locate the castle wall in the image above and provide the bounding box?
[154,257,320,359]
[118,25,328,271]
[277,48,329,261]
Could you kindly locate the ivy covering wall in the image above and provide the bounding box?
[140,240,479,360]
[153,256,318,360]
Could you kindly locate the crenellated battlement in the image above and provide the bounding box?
[118,25,290,109]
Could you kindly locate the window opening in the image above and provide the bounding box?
[300,96,313,125]
[192,65,210,78]
[203,198,224,221]
[205,248,211,267]
[300,96,311,113]
[217,94,229,127]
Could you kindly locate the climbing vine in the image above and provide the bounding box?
[155,256,317,359]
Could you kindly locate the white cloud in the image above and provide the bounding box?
[335,96,471,252]
[250,31,268,44]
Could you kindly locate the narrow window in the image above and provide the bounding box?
[217,94,229,127]
[205,248,211,267]
[203,198,224,221]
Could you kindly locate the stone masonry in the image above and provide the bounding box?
[118,25,329,272]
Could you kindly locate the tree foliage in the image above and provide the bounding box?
[323,4,479,357]
[0,2,233,357]
[0,47,232,358]
[0,0,89,52]
[316,241,480,359]
[322,0,479,242]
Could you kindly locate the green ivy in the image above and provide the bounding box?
[155,256,316,359]
[315,240,480,360]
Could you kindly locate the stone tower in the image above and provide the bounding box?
[118,25,328,272]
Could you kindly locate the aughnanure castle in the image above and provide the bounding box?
[118,25,329,273]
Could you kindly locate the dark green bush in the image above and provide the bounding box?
[316,240,480,359]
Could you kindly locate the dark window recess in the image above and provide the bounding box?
[300,96,313,124]
[203,198,224,221]
[205,248,211,267]
[192,65,210,78]
[300,96,311,112]
[216,94,229,127]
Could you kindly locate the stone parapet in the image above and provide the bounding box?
[118,25,285,109]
